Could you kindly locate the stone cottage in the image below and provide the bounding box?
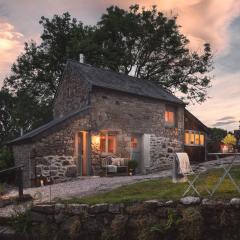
[9,60,208,187]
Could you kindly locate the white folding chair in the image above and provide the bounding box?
[173,153,201,197]
[209,154,240,196]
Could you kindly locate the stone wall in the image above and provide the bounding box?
[12,143,34,187]
[53,62,91,118]
[90,87,184,171]
[15,198,240,240]
[13,86,185,185]
[12,111,91,186]
[149,135,183,172]
[36,155,77,182]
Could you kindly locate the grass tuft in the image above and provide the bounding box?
[62,167,240,205]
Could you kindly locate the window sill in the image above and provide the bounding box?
[100,152,115,156]
[185,144,205,147]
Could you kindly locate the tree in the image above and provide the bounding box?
[209,128,227,142]
[83,5,213,103]
[0,90,18,146]
[2,6,213,142]
[222,134,237,146]
[0,147,14,170]
[2,13,89,137]
[4,13,88,104]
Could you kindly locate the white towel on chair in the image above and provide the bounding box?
[176,153,192,174]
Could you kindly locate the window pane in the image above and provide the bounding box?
[190,132,195,144]
[165,111,175,125]
[108,135,116,153]
[185,132,189,145]
[200,134,204,145]
[195,133,200,145]
[100,134,106,152]
[131,137,138,149]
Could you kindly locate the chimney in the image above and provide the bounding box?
[20,128,24,136]
[79,53,85,63]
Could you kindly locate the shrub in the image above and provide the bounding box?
[222,134,237,146]
[0,147,14,170]
[128,160,138,170]
[10,206,32,234]
[0,183,5,195]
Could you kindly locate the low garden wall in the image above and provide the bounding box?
[10,197,240,240]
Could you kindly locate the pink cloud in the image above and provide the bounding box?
[0,20,24,86]
[1,0,240,88]
[99,0,240,52]
[187,72,240,131]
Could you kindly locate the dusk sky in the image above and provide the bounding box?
[0,0,240,131]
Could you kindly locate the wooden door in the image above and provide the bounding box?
[77,132,87,176]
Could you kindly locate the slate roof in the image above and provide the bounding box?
[10,60,184,145]
[66,60,184,105]
[9,107,90,144]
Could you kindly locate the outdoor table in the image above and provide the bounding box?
[208,153,240,197]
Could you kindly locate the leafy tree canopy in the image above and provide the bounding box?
[1,5,213,144]
[209,127,227,142]
[222,133,237,146]
[83,5,213,103]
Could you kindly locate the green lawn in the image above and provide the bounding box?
[62,167,240,205]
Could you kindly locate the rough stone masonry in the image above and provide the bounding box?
[6,198,240,240]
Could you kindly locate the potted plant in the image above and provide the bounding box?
[222,134,237,153]
[128,160,138,175]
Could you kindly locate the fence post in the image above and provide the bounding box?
[18,167,24,200]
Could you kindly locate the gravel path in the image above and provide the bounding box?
[0,171,171,217]
[23,171,171,202]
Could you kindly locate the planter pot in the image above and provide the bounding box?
[222,144,234,153]
[128,168,136,176]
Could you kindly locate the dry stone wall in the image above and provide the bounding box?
[14,198,240,240]
[36,155,77,182]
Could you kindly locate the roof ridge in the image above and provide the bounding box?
[67,59,183,104]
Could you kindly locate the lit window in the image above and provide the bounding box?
[99,132,117,153]
[131,137,138,149]
[190,132,195,144]
[185,130,205,146]
[195,133,200,145]
[200,134,204,145]
[165,106,176,127]
[108,133,116,153]
[100,134,106,152]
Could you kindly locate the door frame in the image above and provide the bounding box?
[75,131,90,176]
[130,133,143,173]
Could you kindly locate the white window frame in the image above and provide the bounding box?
[185,130,205,146]
[100,131,117,154]
[165,105,177,128]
